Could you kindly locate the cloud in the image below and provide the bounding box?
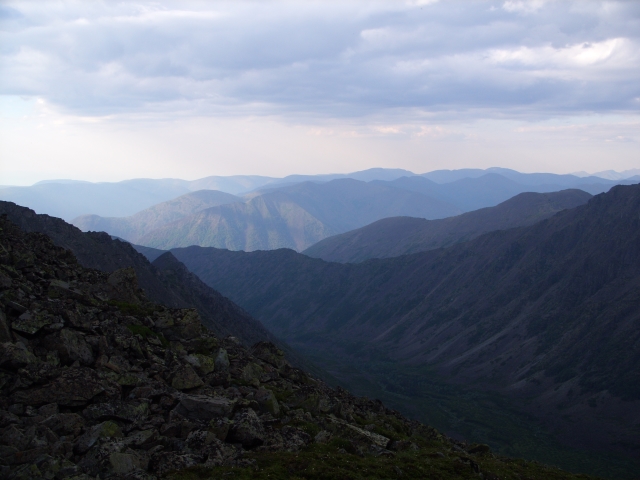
[0,0,639,122]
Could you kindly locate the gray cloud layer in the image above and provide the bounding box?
[2,0,639,119]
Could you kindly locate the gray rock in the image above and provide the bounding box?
[41,413,85,437]
[0,424,30,450]
[123,429,159,448]
[12,367,105,406]
[314,430,331,443]
[251,342,287,369]
[228,408,265,448]
[44,329,94,366]
[214,349,229,372]
[81,400,150,424]
[255,388,280,416]
[11,311,53,335]
[170,365,204,390]
[37,403,58,417]
[174,394,236,421]
[208,417,233,441]
[74,421,123,454]
[109,451,148,474]
[0,342,37,369]
[0,311,12,343]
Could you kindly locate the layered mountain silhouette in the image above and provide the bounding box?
[167,184,640,459]
[373,172,626,212]
[304,189,592,262]
[136,179,462,251]
[2,167,633,222]
[0,168,417,221]
[73,189,240,243]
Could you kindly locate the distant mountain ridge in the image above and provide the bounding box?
[303,189,593,262]
[1,167,634,221]
[137,179,462,251]
[0,168,416,221]
[73,189,240,243]
[167,183,640,460]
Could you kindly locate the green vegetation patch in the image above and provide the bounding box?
[125,324,169,347]
[110,300,160,317]
[168,441,597,480]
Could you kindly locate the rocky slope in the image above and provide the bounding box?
[0,202,279,351]
[0,216,592,479]
[137,179,462,252]
[169,184,640,465]
[72,190,241,244]
[304,189,592,262]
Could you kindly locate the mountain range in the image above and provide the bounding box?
[61,170,634,253]
[304,189,593,262]
[135,179,461,251]
[163,184,640,467]
[1,167,636,222]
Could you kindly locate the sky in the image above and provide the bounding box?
[1,0,639,185]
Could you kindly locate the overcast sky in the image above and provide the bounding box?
[1,0,639,184]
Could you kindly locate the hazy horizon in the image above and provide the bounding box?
[1,1,639,185]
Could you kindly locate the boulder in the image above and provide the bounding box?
[174,394,236,421]
[255,388,280,416]
[74,420,123,454]
[11,311,54,335]
[241,362,264,387]
[83,401,149,423]
[170,365,204,390]
[109,451,148,474]
[342,423,390,448]
[12,367,105,406]
[214,348,230,372]
[228,408,265,448]
[251,342,287,369]
[0,342,37,369]
[208,417,233,441]
[44,329,94,366]
[41,413,85,437]
[0,311,12,343]
[123,428,159,448]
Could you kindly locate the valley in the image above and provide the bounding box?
[2,168,639,478]
[164,183,640,477]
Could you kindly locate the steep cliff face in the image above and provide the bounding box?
[0,216,591,479]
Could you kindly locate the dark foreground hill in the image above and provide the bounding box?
[169,184,640,474]
[0,216,592,480]
[0,201,277,350]
[304,189,592,262]
[137,179,462,252]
